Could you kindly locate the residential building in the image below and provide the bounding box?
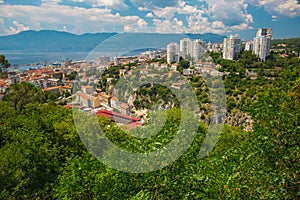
[253,36,271,61]
[183,68,194,76]
[119,102,131,115]
[245,41,254,51]
[179,38,206,62]
[167,42,180,64]
[191,39,206,62]
[180,38,192,59]
[253,28,272,61]
[98,92,111,106]
[222,35,241,60]
[81,85,94,94]
[256,28,272,38]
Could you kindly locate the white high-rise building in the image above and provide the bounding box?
[180,38,192,60]
[222,35,241,60]
[256,28,272,38]
[191,39,206,62]
[253,28,272,61]
[179,38,206,62]
[167,42,180,64]
[245,41,254,51]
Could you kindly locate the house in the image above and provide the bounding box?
[170,63,178,71]
[48,78,62,87]
[76,91,89,106]
[76,91,101,108]
[81,85,94,94]
[119,69,126,77]
[183,69,194,76]
[98,92,111,106]
[43,86,61,94]
[171,82,185,90]
[119,102,131,115]
[7,71,20,85]
[110,96,119,109]
[43,86,72,94]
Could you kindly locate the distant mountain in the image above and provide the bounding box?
[0,30,117,52]
[0,30,225,52]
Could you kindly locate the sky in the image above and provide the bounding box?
[0,0,299,40]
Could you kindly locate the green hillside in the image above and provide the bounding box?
[0,52,299,199]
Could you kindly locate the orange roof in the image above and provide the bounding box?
[77,91,90,99]
[43,86,60,91]
[111,96,118,101]
[0,79,6,87]
[64,104,72,109]
[61,86,72,89]
[82,85,93,89]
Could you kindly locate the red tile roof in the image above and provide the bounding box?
[95,109,140,122]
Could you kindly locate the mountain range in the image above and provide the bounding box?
[0,30,226,52]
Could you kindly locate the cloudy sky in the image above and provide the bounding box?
[0,0,299,39]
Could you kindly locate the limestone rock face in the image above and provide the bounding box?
[225,112,254,132]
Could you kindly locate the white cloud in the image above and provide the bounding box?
[149,0,252,34]
[204,0,252,26]
[247,0,300,18]
[153,4,200,19]
[131,0,180,10]
[146,12,154,18]
[0,3,146,35]
[6,20,30,34]
[3,0,295,36]
[70,0,128,9]
[153,18,187,33]
[41,0,62,5]
[272,15,278,21]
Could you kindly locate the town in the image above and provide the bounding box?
[0,28,294,130]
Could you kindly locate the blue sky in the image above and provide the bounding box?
[0,0,299,40]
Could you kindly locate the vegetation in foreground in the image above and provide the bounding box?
[0,49,299,199]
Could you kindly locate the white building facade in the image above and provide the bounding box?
[253,28,272,61]
[167,42,180,64]
[222,35,241,60]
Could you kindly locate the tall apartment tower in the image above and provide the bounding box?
[191,39,206,62]
[245,41,254,51]
[253,28,272,61]
[167,42,180,64]
[222,35,241,60]
[256,28,272,38]
[180,38,192,60]
[179,38,206,62]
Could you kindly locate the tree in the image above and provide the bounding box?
[0,55,10,68]
[3,82,43,113]
[179,59,190,69]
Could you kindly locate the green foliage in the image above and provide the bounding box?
[0,53,299,199]
[271,38,300,52]
[0,103,85,199]
[3,82,43,113]
[178,59,190,69]
[0,55,10,68]
[66,71,78,80]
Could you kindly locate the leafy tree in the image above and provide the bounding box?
[0,55,10,68]
[179,59,190,69]
[3,82,43,113]
[66,71,78,80]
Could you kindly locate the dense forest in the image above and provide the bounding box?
[0,47,299,199]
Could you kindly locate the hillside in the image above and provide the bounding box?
[0,30,225,52]
[271,38,300,52]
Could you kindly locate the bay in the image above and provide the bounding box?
[0,50,90,66]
